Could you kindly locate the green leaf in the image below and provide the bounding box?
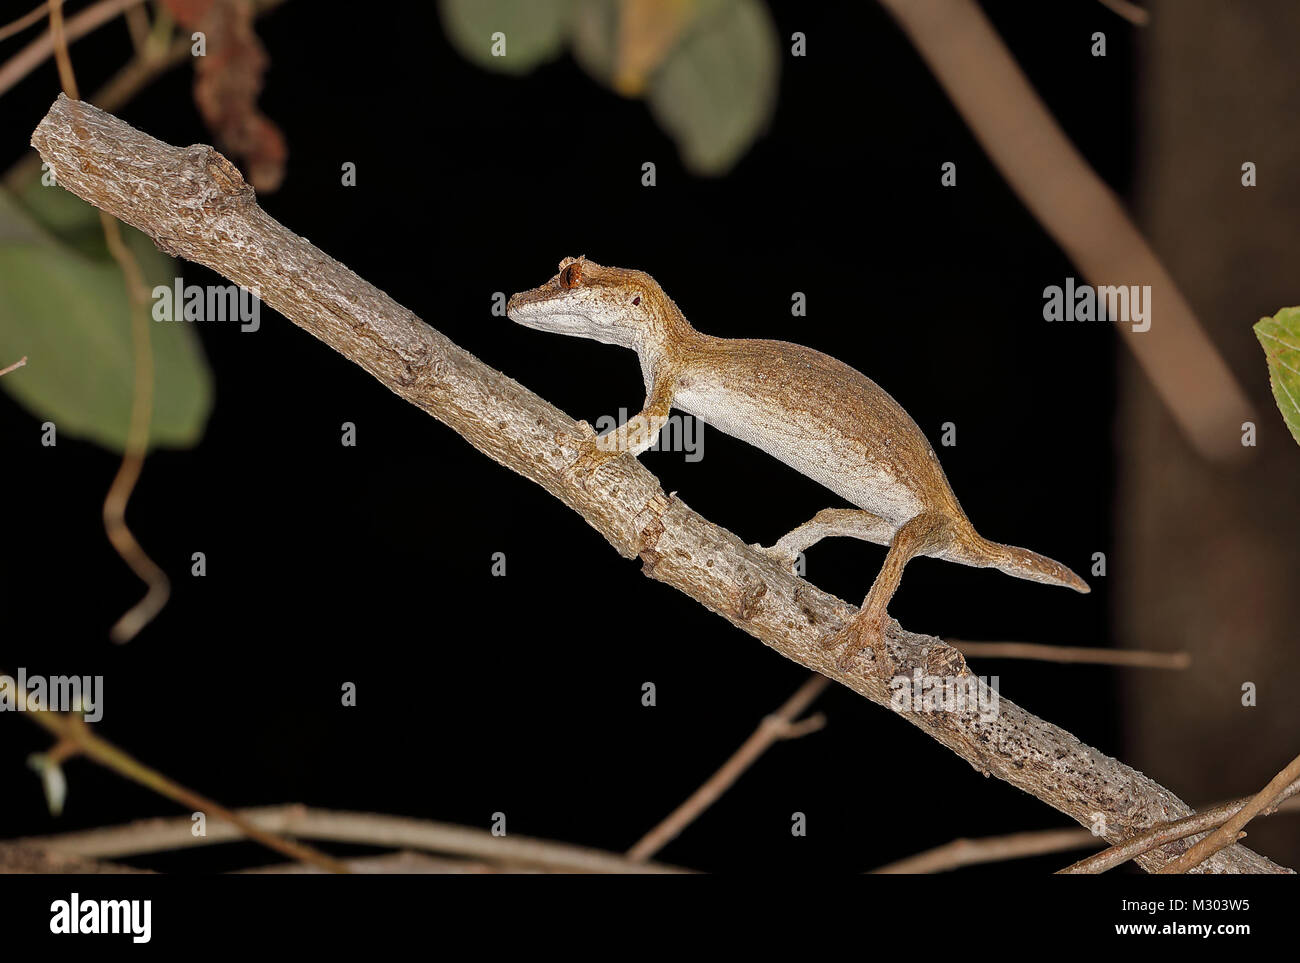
[11,165,109,254]
[0,183,213,452]
[645,0,779,175]
[438,0,572,74]
[570,0,620,85]
[1254,307,1300,448]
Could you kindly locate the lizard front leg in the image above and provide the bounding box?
[573,377,675,475]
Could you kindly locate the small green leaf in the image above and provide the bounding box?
[645,0,779,175]
[438,0,572,74]
[0,184,213,452]
[1254,307,1300,448]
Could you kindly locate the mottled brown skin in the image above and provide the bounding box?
[508,257,1088,674]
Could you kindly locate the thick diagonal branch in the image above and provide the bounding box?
[30,95,1288,874]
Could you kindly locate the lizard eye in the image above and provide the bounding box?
[560,261,582,289]
[632,295,641,306]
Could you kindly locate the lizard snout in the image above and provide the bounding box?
[506,283,563,324]
[506,289,541,321]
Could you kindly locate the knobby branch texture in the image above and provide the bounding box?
[30,95,1287,874]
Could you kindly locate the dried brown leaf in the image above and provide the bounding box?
[174,0,286,192]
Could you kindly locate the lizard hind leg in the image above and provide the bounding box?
[756,507,895,572]
[829,511,958,677]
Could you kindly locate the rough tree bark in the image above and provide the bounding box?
[29,94,1289,873]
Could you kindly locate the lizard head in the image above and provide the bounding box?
[506,256,665,350]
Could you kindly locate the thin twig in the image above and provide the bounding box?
[90,32,189,113]
[950,639,1190,669]
[28,96,1289,874]
[1062,783,1300,874]
[876,0,1251,461]
[243,851,502,874]
[5,0,285,193]
[9,677,351,873]
[0,356,27,377]
[44,0,75,95]
[1158,754,1300,874]
[122,2,149,53]
[872,828,1098,873]
[0,0,147,99]
[1096,0,1150,26]
[627,673,829,862]
[872,791,1300,874]
[20,805,689,874]
[0,2,49,43]
[47,0,170,644]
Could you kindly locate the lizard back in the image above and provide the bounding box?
[671,337,967,530]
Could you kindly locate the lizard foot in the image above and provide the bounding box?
[572,434,622,478]
[824,612,895,678]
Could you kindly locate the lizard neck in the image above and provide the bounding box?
[635,294,704,388]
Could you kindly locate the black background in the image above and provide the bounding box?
[2,1,1126,873]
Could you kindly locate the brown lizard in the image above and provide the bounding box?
[507,256,1089,674]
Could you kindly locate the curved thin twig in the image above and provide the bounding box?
[21,805,688,874]
[627,673,828,861]
[0,0,146,98]
[4,0,285,192]
[47,0,169,643]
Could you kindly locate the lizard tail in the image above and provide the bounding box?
[960,531,1090,593]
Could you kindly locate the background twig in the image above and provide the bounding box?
[10,678,350,873]
[45,0,168,643]
[21,805,688,874]
[874,790,1300,873]
[877,0,1250,460]
[0,3,50,44]
[1096,0,1150,26]
[0,0,147,99]
[948,640,1189,669]
[1159,755,1300,873]
[873,828,1098,873]
[627,673,828,862]
[1063,780,1300,874]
